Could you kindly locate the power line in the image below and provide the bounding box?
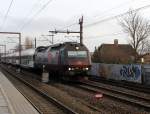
[45,0,131,31]
[64,35,79,42]
[19,0,54,31]
[15,0,43,30]
[85,31,126,39]
[85,4,150,28]
[55,1,131,31]
[0,0,14,30]
[52,22,79,43]
[59,22,78,30]
[93,0,131,18]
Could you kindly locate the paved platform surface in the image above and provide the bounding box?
[0,71,39,114]
[0,85,11,114]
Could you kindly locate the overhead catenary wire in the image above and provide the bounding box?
[0,0,14,30]
[19,0,54,31]
[50,21,80,43]
[85,31,127,39]
[84,4,150,28]
[93,0,132,18]
[52,0,133,33]
[15,0,43,31]
[59,22,78,30]
[41,35,53,44]
[64,35,79,42]
[59,0,133,31]
[58,1,131,32]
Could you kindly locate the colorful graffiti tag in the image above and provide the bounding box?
[120,65,141,80]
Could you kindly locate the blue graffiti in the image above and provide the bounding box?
[120,65,141,80]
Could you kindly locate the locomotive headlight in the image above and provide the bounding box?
[85,67,89,70]
[76,46,79,50]
[68,68,71,71]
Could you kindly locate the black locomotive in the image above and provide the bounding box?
[2,42,91,79]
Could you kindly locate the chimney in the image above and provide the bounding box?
[114,39,118,45]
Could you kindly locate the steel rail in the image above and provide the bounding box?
[0,65,78,114]
[89,76,150,94]
[77,81,150,111]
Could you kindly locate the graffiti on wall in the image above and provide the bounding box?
[120,65,141,80]
[90,63,142,83]
[98,64,110,78]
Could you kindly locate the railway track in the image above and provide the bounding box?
[13,67,103,113]
[17,70,139,114]
[1,69,65,114]
[0,65,78,114]
[77,80,150,111]
[89,76,150,93]
[1,64,150,113]
[1,64,104,114]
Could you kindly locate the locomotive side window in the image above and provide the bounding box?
[60,50,65,64]
[68,51,87,58]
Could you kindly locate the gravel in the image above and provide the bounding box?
[52,83,150,114]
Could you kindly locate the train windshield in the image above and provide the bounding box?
[68,51,87,58]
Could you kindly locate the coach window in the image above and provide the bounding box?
[60,50,65,63]
[46,47,51,53]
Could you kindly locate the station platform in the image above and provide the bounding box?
[0,71,39,114]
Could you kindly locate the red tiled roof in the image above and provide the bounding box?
[100,44,135,54]
[99,43,135,63]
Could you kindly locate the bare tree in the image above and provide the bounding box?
[24,37,33,49]
[141,40,150,54]
[92,46,101,62]
[119,10,150,61]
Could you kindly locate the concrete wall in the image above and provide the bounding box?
[143,64,150,85]
[90,63,142,83]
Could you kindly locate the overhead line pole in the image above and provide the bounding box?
[49,16,84,45]
[35,37,36,48]
[0,32,21,65]
[49,34,54,44]
[79,16,83,45]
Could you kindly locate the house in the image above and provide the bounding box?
[93,39,136,64]
[140,53,150,64]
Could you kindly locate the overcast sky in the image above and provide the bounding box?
[0,0,150,52]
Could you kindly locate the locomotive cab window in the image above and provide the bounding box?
[68,51,87,58]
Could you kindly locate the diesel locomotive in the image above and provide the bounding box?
[1,42,91,79]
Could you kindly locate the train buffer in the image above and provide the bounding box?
[0,71,39,114]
